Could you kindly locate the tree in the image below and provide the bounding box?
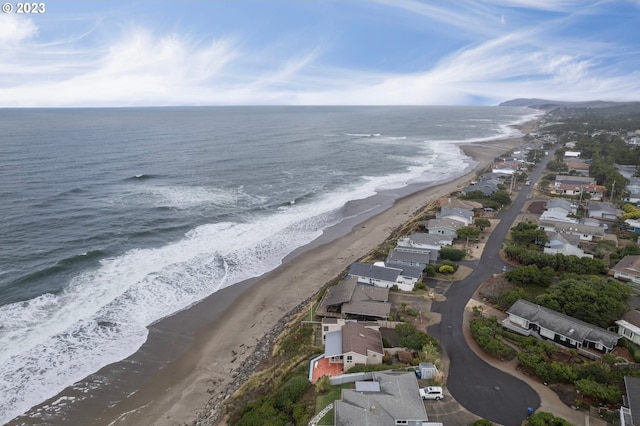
[490,190,511,206]
[457,226,480,240]
[510,222,549,246]
[439,247,466,261]
[475,218,491,231]
[534,276,630,328]
[505,265,554,287]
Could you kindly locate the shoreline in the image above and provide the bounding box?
[10,123,535,426]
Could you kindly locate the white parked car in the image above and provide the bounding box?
[419,386,444,400]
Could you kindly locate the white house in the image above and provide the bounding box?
[397,233,452,263]
[427,218,465,238]
[437,207,474,226]
[616,310,640,347]
[538,220,604,241]
[349,262,416,292]
[324,322,384,372]
[610,255,640,284]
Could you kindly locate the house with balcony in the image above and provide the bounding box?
[315,277,391,321]
[323,321,384,373]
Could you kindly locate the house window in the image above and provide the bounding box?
[623,328,634,338]
[323,326,329,332]
[346,355,352,363]
[396,421,408,425]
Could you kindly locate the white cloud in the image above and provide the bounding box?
[0,2,638,106]
[0,15,37,45]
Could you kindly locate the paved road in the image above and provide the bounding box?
[428,148,555,425]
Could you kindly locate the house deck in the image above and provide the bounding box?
[311,356,344,383]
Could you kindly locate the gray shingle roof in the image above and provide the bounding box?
[427,217,465,231]
[538,220,605,237]
[610,255,640,277]
[348,262,401,282]
[400,232,452,246]
[386,249,431,265]
[507,300,620,349]
[334,372,428,426]
[342,301,391,318]
[624,376,640,426]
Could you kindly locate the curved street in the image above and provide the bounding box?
[428,146,553,425]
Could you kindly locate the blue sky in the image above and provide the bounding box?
[1,0,639,106]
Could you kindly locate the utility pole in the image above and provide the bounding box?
[611,180,616,201]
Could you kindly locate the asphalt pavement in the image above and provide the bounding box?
[428,148,554,425]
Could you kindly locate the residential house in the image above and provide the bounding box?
[544,234,593,258]
[538,220,604,241]
[546,198,577,214]
[334,371,429,426]
[437,207,474,226]
[626,219,640,233]
[550,177,597,198]
[539,208,577,223]
[586,201,619,220]
[616,310,640,346]
[463,173,503,196]
[584,184,606,201]
[348,262,417,292]
[555,175,595,186]
[427,217,465,238]
[624,177,640,204]
[620,376,640,426]
[564,160,590,175]
[492,161,519,175]
[396,233,451,263]
[348,262,401,288]
[503,300,620,355]
[323,322,384,373]
[463,180,499,196]
[564,151,581,158]
[316,277,391,321]
[553,183,585,197]
[610,255,640,284]
[386,248,431,268]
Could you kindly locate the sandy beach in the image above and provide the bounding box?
[90,132,530,426]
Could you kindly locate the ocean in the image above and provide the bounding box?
[0,106,537,423]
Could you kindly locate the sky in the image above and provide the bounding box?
[1,0,639,107]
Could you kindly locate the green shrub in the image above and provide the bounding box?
[469,317,516,360]
[413,282,426,291]
[274,376,310,412]
[471,420,494,426]
[315,375,331,394]
[527,411,571,426]
[575,378,622,404]
[439,265,455,274]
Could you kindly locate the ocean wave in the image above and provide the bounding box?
[123,174,164,181]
